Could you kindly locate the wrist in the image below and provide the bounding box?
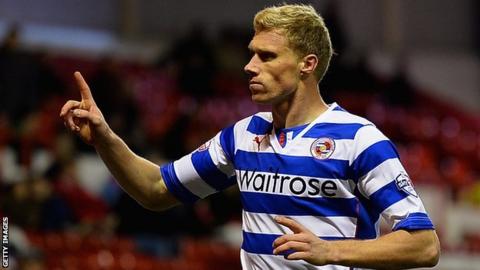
[94,127,117,149]
[325,241,342,265]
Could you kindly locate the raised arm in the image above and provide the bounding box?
[59,71,178,211]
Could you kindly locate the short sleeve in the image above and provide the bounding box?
[351,125,434,231]
[160,126,236,204]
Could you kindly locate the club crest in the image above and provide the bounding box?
[197,140,212,152]
[395,172,418,197]
[310,137,335,160]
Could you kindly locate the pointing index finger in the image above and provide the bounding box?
[74,71,95,103]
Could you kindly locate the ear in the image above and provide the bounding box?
[300,54,318,76]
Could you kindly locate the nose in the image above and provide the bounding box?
[244,55,259,77]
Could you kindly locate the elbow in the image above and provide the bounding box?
[139,183,178,212]
[422,247,440,267]
[140,198,176,212]
[426,241,441,267]
[420,232,441,267]
[137,198,164,211]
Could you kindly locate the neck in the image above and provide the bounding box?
[272,81,329,129]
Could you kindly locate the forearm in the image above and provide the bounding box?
[327,230,440,269]
[94,129,178,211]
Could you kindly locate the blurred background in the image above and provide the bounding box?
[0,0,479,269]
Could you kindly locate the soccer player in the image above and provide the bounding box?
[60,4,440,269]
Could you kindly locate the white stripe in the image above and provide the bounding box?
[235,129,271,153]
[254,112,273,122]
[382,196,428,229]
[358,158,406,197]
[242,211,357,238]
[173,154,216,198]
[236,130,383,165]
[208,132,235,176]
[351,125,389,163]
[240,250,352,270]
[286,138,353,160]
[236,169,355,198]
[233,115,256,155]
[328,110,373,125]
[236,132,358,162]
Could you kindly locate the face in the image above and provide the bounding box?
[244,30,303,104]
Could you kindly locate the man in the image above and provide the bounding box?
[60,4,440,269]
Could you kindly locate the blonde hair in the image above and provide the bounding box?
[253,4,333,81]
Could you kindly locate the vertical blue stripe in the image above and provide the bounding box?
[219,125,235,161]
[351,140,399,181]
[247,115,273,135]
[160,163,200,204]
[191,150,236,191]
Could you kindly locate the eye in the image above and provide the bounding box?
[258,52,277,62]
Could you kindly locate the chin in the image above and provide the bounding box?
[251,94,273,105]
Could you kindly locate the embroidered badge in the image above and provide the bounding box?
[310,137,335,160]
[395,172,418,197]
[197,140,212,152]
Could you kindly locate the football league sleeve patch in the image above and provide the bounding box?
[160,127,236,204]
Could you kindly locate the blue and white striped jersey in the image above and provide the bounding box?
[160,103,434,270]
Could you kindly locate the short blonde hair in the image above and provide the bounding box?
[254,4,333,81]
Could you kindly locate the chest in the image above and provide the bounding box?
[233,133,356,198]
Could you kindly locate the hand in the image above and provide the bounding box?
[59,71,109,145]
[272,216,332,266]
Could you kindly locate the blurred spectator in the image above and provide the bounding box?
[381,59,416,108]
[460,181,480,207]
[1,176,72,231]
[18,253,46,270]
[9,224,46,270]
[34,51,67,104]
[46,159,110,231]
[322,1,347,56]
[213,26,251,97]
[0,25,40,125]
[157,24,216,99]
[346,55,380,94]
[88,56,141,151]
[476,1,480,55]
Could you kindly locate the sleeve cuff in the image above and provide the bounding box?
[393,212,435,231]
[160,162,200,204]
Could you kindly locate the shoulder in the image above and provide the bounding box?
[311,103,378,141]
[230,112,273,135]
[328,104,374,127]
[217,112,272,160]
[326,104,392,155]
[219,112,272,149]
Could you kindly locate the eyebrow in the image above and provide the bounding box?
[248,45,276,54]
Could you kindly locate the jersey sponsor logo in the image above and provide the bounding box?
[197,140,212,152]
[237,169,338,197]
[395,172,418,197]
[311,137,335,160]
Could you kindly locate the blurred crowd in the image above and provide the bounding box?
[0,13,480,269]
